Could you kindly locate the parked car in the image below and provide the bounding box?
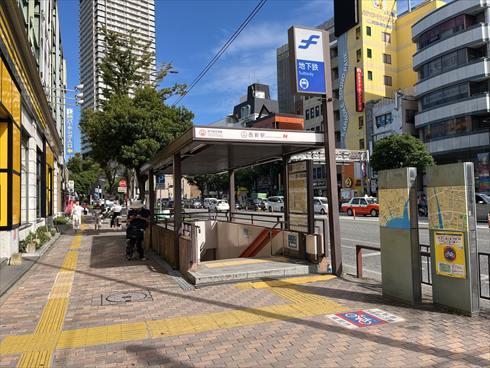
[191,199,203,209]
[208,199,230,212]
[203,198,218,209]
[314,197,328,215]
[266,196,284,212]
[475,193,490,221]
[341,197,379,217]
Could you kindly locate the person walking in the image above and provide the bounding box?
[111,200,123,228]
[72,201,83,232]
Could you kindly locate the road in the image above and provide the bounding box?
[182,209,489,290]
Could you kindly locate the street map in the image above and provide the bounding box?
[428,186,468,231]
[379,188,410,230]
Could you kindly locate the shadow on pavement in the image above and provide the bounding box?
[126,344,194,367]
[32,248,490,367]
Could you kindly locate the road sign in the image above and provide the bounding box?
[118,179,127,188]
[288,27,326,95]
[156,175,165,189]
[68,180,75,192]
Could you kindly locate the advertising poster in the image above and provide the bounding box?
[434,231,466,279]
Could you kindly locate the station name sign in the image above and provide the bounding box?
[193,127,323,144]
[288,26,327,95]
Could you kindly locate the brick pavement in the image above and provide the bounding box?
[0,224,489,367]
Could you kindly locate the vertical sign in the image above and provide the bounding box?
[66,108,73,155]
[355,67,363,112]
[288,27,326,95]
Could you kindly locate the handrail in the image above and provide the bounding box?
[355,244,380,278]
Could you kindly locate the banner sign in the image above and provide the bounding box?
[66,108,74,155]
[194,127,323,144]
[434,231,466,279]
[288,27,326,95]
[355,67,364,112]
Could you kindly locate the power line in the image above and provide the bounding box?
[173,0,268,106]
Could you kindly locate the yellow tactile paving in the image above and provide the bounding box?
[204,258,272,268]
[236,274,336,289]
[13,233,82,368]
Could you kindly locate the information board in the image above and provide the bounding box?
[434,231,466,279]
[288,161,311,233]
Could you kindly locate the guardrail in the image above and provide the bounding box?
[355,244,490,300]
[478,252,490,300]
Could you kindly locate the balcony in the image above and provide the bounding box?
[413,24,490,69]
[412,0,482,40]
[415,93,490,127]
[415,58,490,97]
[426,131,490,155]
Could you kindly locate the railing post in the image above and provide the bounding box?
[356,245,363,278]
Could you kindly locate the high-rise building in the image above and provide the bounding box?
[412,0,490,193]
[1,0,66,258]
[79,0,156,154]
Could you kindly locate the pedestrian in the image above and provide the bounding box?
[72,201,83,231]
[111,200,123,228]
[126,200,150,260]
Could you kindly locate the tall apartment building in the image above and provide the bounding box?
[412,0,490,193]
[1,0,66,258]
[277,0,444,195]
[79,0,156,154]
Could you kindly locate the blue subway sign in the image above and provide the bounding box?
[289,27,327,95]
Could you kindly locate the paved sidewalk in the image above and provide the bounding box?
[0,224,489,367]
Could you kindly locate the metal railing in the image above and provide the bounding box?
[355,244,490,300]
[478,252,490,300]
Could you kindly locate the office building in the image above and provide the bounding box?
[412,0,490,193]
[277,0,444,195]
[1,0,67,258]
[79,0,156,154]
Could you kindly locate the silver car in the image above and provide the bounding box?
[475,193,490,221]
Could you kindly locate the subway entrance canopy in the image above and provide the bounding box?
[141,126,325,175]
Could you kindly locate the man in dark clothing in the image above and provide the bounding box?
[126,200,150,260]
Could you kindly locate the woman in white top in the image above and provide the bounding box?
[72,201,83,231]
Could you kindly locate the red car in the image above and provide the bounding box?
[341,197,379,217]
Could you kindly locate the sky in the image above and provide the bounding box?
[58,0,420,154]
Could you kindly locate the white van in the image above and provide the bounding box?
[266,196,284,212]
[314,197,328,215]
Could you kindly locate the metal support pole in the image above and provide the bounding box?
[173,153,182,269]
[149,169,155,249]
[229,169,235,221]
[282,157,289,230]
[322,96,342,276]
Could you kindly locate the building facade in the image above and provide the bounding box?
[79,0,156,154]
[412,0,490,193]
[276,0,444,196]
[0,0,66,259]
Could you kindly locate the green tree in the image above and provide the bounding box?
[67,154,102,199]
[80,29,193,200]
[370,135,434,173]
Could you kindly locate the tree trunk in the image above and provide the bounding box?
[104,166,116,195]
[136,171,148,201]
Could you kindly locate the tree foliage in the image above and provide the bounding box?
[80,28,193,200]
[370,135,434,173]
[66,154,102,199]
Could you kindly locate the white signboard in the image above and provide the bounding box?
[291,149,369,163]
[66,108,74,155]
[68,180,75,192]
[289,27,326,95]
[194,127,323,144]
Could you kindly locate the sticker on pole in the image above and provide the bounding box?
[327,309,404,329]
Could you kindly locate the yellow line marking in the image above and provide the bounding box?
[0,299,345,354]
[203,258,272,268]
[13,233,82,367]
[236,274,336,289]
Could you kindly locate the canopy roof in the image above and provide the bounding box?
[141,126,325,175]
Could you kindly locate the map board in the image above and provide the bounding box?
[378,188,410,229]
[288,161,312,233]
[427,186,468,232]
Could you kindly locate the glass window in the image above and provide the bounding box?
[366,26,372,36]
[421,83,468,109]
[367,71,373,80]
[315,105,320,117]
[310,108,314,118]
[384,75,392,86]
[383,53,391,64]
[359,139,365,149]
[356,49,361,62]
[359,199,367,205]
[21,136,28,224]
[332,67,339,80]
[36,149,42,218]
[351,198,360,205]
[417,14,465,49]
[358,116,364,129]
[356,27,361,39]
[367,48,372,58]
[382,32,391,43]
[330,47,338,58]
